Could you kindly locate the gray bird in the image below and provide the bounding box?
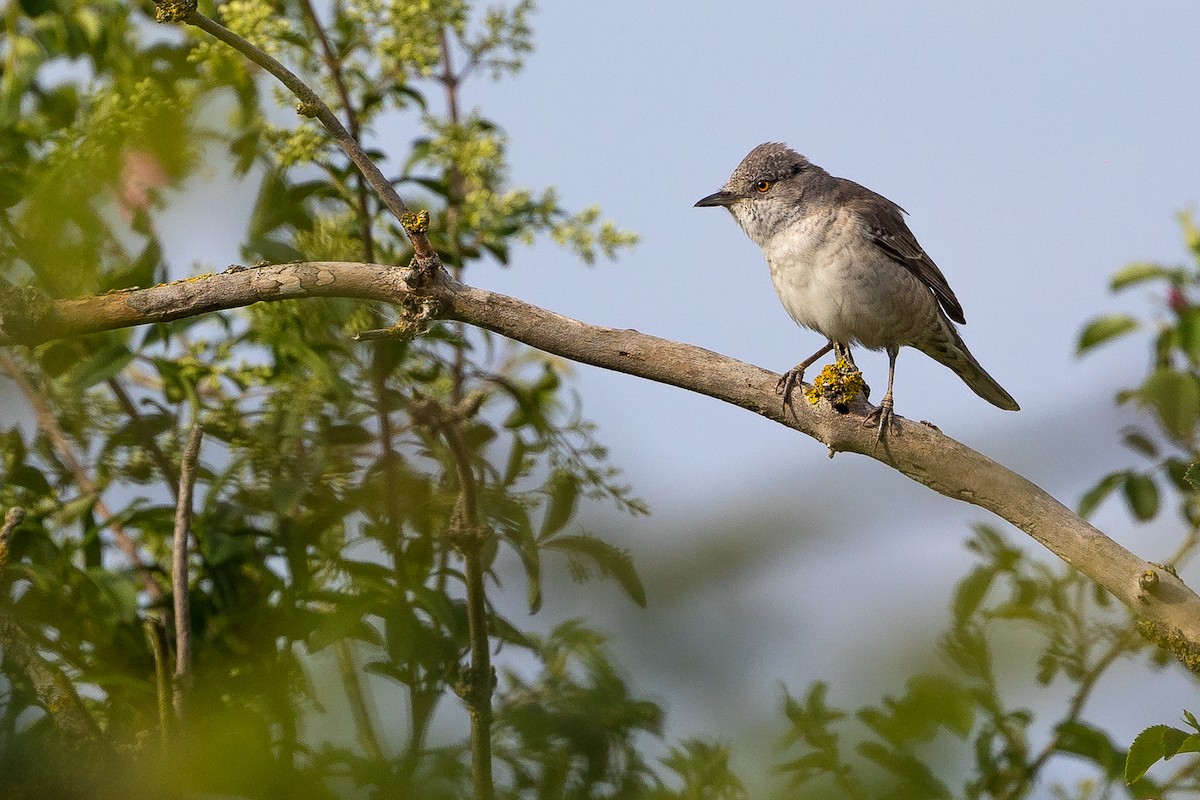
[695,142,1018,437]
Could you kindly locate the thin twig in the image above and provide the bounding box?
[1163,754,1200,794]
[107,376,180,493]
[144,616,172,745]
[296,0,375,263]
[0,506,24,565]
[1167,523,1200,569]
[0,615,107,744]
[460,531,495,800]
[369,349,405,547]
[183,10,436,263]
[1004,629,1139,799]
[171,421,203,721]
[0,514,107,746]
[416,399,494,800]
[436,26,471,406]
[334,640,386,761]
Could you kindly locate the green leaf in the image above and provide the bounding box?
[1076,314,1139,354]
[501,507,542,614]
[341,558,395,592]
[855,740,951,799]
[362,660,407,684]
[324,423,374,446]
[0,166,24,208]
[1137,368,1200,441]
[1177,307,1200,365]
[107,412,175,449]
[70,343,133,390]
[952,567,994,624]
[544,533,646,607]
[8,463,51,494]
[777,751,838,783]
[1078,471,1127,518]
[858,675,975,745]
[1122,429,1158,458]
[101,236,161,292]
[307,612,382,653]
[522,549,543,614]
[1054,720,1123,779]
[539,470,579,539]
[1126,725,1190,784]
[1036,652,1059,685]
[1109,261,1178,291]
[1123,473,1159,521]
[780,681,847,750]
[33,341,78,377]
[85,567,140,624]
[502,436,528,485]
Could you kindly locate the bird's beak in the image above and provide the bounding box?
[694,190,736,208]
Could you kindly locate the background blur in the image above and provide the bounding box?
[146,0,1200,787]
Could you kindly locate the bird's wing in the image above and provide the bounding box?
[843,183,967,325]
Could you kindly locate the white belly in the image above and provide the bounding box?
[759,211,935,350]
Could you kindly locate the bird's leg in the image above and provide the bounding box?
[865,345,900,443]
[833,342,856,368]
[777,341,835,409]
[831,342,868,398]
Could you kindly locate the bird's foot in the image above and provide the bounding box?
[864,393,899,446]
[776,366,805,412]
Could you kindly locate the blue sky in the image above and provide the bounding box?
[160,0,1200,788]
[487,0,1200,780]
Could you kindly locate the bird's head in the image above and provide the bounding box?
[694,142,827,245]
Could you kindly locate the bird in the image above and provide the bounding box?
[694,142,1018,439]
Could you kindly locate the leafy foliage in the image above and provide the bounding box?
[2,2,1200,799]
[1125,713,1200,785]
[1076,215,1200,795]
[0,2,670,798]
[1077,214,1200,528]
[775,524,1174,799]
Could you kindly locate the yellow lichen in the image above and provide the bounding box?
[153,0,197,23]
[401,210,431,235]
[804,356,867,413]
[1136,619,1200,675]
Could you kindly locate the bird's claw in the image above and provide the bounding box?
[864,394,899,446]
[776,367,805,412]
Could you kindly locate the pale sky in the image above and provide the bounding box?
[159,1,1200,790]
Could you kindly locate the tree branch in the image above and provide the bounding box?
[412,396,496,800]
[178,9,436,265]
[3,261,1199,662]
[171,421,203,721]
[0,506,24,557]
[0,614,107,744]
[144,617,171,746]
[295,0,375,263]
[0,506,106,745]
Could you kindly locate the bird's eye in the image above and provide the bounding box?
[755,180,772,193]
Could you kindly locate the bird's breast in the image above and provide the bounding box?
[759,210,935,349]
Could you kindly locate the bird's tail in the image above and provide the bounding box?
[917,318,1020,411]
